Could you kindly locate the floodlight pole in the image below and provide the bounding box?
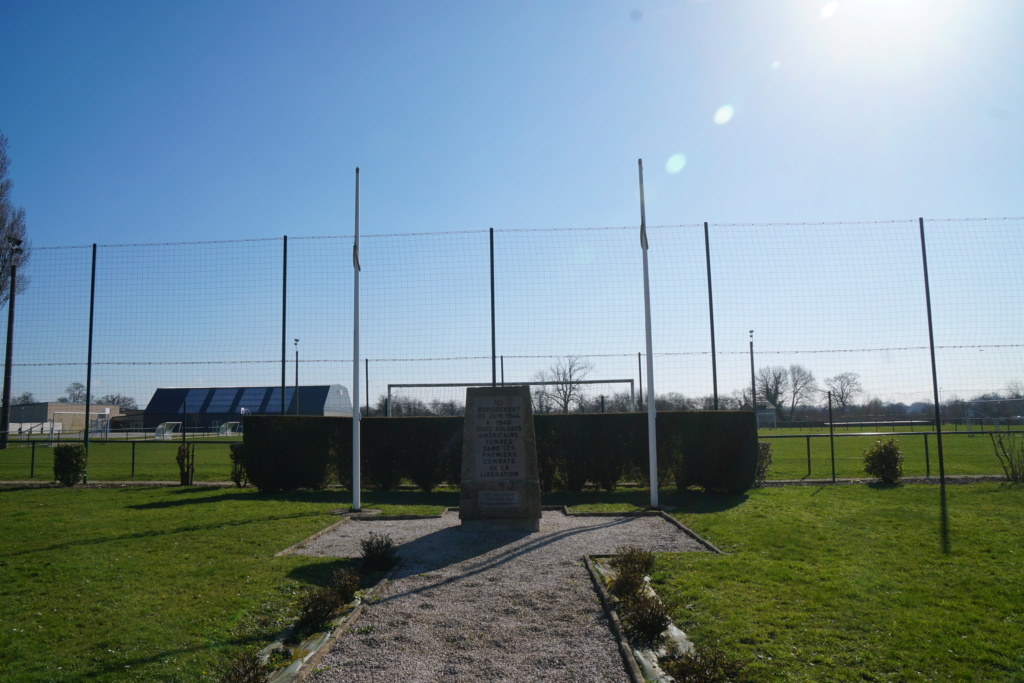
[294,339,299,415]
[351,168,362,511]
[638,159,658,508]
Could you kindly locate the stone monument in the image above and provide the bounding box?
[459,384,541,532]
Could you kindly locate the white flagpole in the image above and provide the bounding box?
[638,159,658,508]
[351,167,362,511]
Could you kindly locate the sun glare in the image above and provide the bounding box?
[665,153,686,174]
[713,105,734,125]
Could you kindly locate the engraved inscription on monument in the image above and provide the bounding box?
[473,397,525,483]
[460,385,541,531]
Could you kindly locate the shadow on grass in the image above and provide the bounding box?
[128,487,462,510]
[660,488,749,514]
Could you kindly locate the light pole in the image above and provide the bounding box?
[294,338,299,415]
[0,238,23,450]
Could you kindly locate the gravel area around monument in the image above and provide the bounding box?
[293,509,708,682]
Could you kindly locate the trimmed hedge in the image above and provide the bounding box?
[242,409,758,495]
[242,415,337,493]
[657,411,759,494]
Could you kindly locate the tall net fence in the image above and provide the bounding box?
[1,217,1021,480]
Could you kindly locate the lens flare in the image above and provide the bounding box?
[665,153,686,174]
[713,105,734,125]
[821,1,838,18]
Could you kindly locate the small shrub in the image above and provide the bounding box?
[754,442,773,486]
[989,432,1024,483]
[361,531,398,571]
[53,444,87,487]
[612,546,656,577]
[609,565,646,600]
[330,566,360,605]
[661,646,748,683]
[229,443,248,488]
[296,585,345,634]
[216,647,269,683]
[863,438,904,484]
[176,442,195,486]
[618,591,671,647]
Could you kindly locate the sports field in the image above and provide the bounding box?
[0,426,1013,483]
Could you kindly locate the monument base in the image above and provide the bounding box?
[460,517,540,533]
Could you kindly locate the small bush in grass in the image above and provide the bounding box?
[863,438,904,484]
[361,531,398,571]
[610,565,646,600]
[989,432,1024,483]
[330,566,360,605]
[612,546,656,576]
[53,444,87,487]
[754,442,773,487]
[618,591,671,647]
[660,646,749,682]
[216,647,269,683]
[296,585,345,634]
[176,442,195,486]
[229,443,248,488]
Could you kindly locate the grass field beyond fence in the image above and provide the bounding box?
[0,426,1014,483]
[0,483,1021,681]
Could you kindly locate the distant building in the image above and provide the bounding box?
[10,402,122,434]
[143,385,352,431]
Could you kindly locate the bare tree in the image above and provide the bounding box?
[533,355,594,413]
[756,366,789,420]
[56,382,86,404]
[0,132,30,306]
[12,391,34,405]
[824,372,863,412]
[788,364,818,420]
[98,393,139,412]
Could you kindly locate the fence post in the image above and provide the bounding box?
[805,435,812,478]
[490,227,496,387]
[703,222,718,409]
[828,391,836,482]
[919,216,949,552]
[924,433,930,478]
[30,441,35,478]
[84,244,97,484]
[131,442,136,478]
[281,235,287,415]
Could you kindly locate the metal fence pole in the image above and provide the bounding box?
[805,435,812,478]
[281,235,288,415]
[490,227,496,387]
[919,216,949,552]
[828,391,836,482]
[703,222,719,409]
[924,433,930,478]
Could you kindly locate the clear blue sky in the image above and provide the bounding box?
[1,0,1022,247]
[1,1,1022,410]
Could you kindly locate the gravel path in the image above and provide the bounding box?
[293,510,708,682]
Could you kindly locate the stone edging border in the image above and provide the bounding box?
[264,563,400,682]
[584,555,646,683]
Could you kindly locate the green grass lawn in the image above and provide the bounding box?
[0,440,237,482]
[1,431,1010,484]
[3,483,1021,681]
[761,430,1007,480]
[0,486,351,681]
[657,483,1024,681]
